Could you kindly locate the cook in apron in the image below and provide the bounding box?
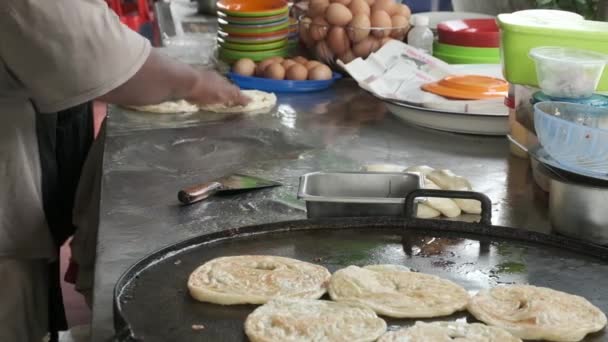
[36,102,94,342]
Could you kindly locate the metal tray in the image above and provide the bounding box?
[297,171,423,218]
[114,190,608,342]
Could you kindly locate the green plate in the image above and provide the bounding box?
[219,46,288,62]
[217,12,288,25]
[218,30,289,44]
[434,42,499,58]
[219,19,290,34]
[217,38,288,51]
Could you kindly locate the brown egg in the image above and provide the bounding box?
[326,26,350,56]
[264,63,286,80]
[310,16,330,41]
[338,49,356,64]
[285,64,309,80]
[309,64,333,80]
[299,17,315,48]
[370,10,391,38]
[267,56,284,63]
[397,3,411,18]
[232,58,256,77]
[256,59,276,76]
[365,0,375,5]
[352,36,380,57]
[293,56,309,65]
[325,3,353,26]
[372,0,397,15]
[309,0,330,17]
[348,14,371,43]
[315,40,335,64]
[348,0,370,16]
[281,59,297,69]
[305,60,323,70]
[331,0,352,5]
[390,15,408,39]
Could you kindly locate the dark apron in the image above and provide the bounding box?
[35,102,94,341]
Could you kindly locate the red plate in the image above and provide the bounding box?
[437,18,499,48]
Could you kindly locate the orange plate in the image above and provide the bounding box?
[421,75,508,100]
[217,0,288,16]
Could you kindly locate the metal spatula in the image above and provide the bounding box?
[178,174,281,205]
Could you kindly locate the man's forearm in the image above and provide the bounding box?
[98,49,203,105]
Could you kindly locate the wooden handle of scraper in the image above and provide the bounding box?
[178,181,223,205]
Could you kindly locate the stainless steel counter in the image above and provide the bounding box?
[90,6,550,341]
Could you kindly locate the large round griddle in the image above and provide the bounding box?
[114,191,608,341]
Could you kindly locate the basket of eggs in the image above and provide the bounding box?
[299,0,411,66]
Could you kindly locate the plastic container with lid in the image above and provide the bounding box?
[498,9,608,91]
[529,46,608,98]
[408,15,434,54]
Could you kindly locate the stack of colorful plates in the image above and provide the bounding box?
[216,0,290,63]
[434,19,500,64]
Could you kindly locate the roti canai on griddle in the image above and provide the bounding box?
[378,321,522,342]
[328,264,469,318]
[467,285,607,342]
[187,255,330,305]
[244,298,387,342]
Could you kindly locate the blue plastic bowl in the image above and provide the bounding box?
[534,101,608,176]
[228,72,342,93]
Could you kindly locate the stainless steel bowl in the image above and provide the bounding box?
[540,165,608,245]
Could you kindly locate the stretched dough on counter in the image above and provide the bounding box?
[199,90,276,114]
[123,90,276,115]
[126,100,199,113]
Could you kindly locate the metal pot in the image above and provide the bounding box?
[196,0,217,15]
[541,165,608,245]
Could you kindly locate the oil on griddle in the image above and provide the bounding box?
[115,226,608,342]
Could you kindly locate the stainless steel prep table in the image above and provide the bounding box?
[90,5,551,341]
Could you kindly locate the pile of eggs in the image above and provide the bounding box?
[232,56,333,81]
[299,0,411,65]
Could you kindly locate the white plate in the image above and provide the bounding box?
[385,101,509,136]
[416,11,495,30]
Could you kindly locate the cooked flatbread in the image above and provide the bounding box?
[127,100,199,113]
[328,265,469,318]
[378,321,522,342]
[187,255,330,305]
[467,285,607,341]
[199,90,276,114]
[244,299,387,342]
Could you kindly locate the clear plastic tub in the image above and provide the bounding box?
[529,47,608,98]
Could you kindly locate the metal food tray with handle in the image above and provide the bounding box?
[113,190,608,342]
[297,171,424,218]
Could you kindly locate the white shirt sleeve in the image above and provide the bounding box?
[0,0,151,112]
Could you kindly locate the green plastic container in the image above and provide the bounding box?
[433,42,500,64]
[498,10,608,91]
